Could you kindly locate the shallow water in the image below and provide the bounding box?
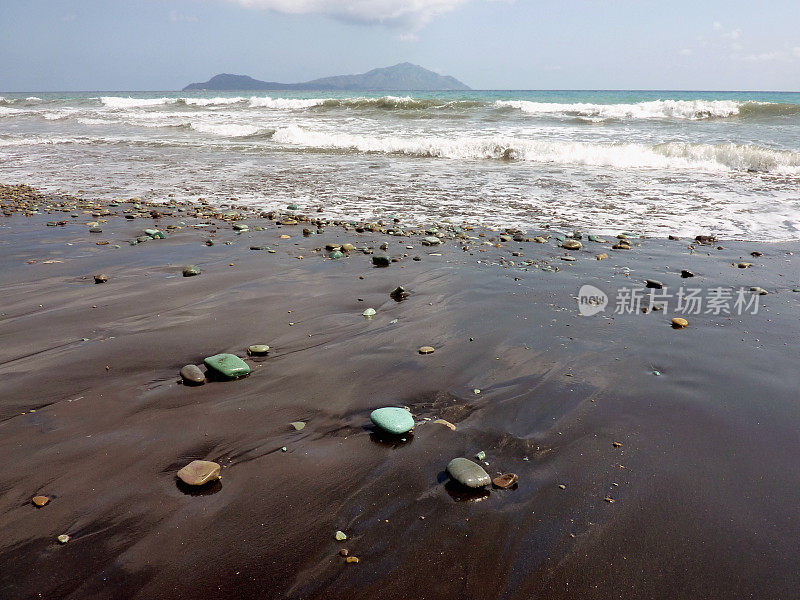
[1,90,800,239]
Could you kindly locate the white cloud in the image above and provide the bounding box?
[794,47,800,59]
[225,0,469,28]
[170,10,199,22]
[679,48,692,56]
[713,21,723,30]
[742,51,783,62]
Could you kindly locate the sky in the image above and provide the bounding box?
[1,0,799,91]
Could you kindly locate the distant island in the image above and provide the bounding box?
[183,62,470,92]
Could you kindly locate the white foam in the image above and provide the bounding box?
[271,125,800,174]
[496,99,746,120]
[190,122,263,137]
[183,97,246,106]
[248,96,326,109]
[100,96,177,109]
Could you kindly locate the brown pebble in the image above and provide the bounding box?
[32,495,49,507]
[339,549,349,557]
[492,473,519,489]
[671,317,689,329]
[345,556,359,564]
[176,460,221,486]
[418,346,435,355]
[612,441,623,447]
[604,497,615,503]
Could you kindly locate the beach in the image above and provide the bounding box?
[1,184,799,599]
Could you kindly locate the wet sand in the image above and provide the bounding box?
[1,187,799,599]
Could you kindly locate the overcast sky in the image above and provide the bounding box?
[1,0,799,91]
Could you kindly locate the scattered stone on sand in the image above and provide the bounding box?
[751,251,763,257]
[93,274,108,284]
[345,556,359,564]
[57,534,70,544]
[561,240,582,250]
[422,236,441,246]
[738,262,752,269]
[447,458,491,488]
[695,235,716,245]
[613,441,623,448]
[533,236,547,243]
[182,265,200,277]
[372,255,390,267]
[492,473,519,489]
[180,364,206,386]
[342,243,355,252]
[671,317,689,329]
[560,256,577,261]
[335,530,347,541]
[290,421,306,431]
[418,346,435,355]
[370,407,415,435]
[247,344,270,356]
[596,253,609,261]
[177,460,221,486]
[339,548,349,557]
[558,484,567,490]
[390,286,409,301]
[203,353,251,379]
[681,269,695,278]
[475,450,486,461]
[433,419,456,430]
[329,250,343,259]
[750,287,768,295]
[89,226,102,233]
[32,495,49,507]
[612,242,631,250]
[645,279,663,289]
[144,228,166,239]
[362,308,376,318]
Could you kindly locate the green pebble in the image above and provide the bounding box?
[335,531,347,541]
[248,344,270,356]
[203,353,250,379]
[329,250,343,259]
[370,407,414,435]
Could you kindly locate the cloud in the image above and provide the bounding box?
[679,48,692,56]
[170,10,199,22]
[222,0,470,28]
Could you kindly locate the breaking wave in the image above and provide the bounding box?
[271,125,800,174]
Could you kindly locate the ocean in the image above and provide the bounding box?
[1,89,799,240]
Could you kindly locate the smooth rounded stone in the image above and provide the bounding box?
[57,534,70,544]
[93,274,108,284]
[89,226,102,233]
[290,421,306,431]
[446,458,491,488]
[249,245,266,251]
[335,530,347,541]
[287,203,299,210]
[370,407,415,435]
[738,262,752,269]
[561,240,582,250]
[180,364,206,385]
[247,344,270,356]
[492,473,519,489]
[672,317,689,329]
[418,346,435,355]
[329,250,343,259]
[145,228,166,239]
[137,235,151,243]
[750,286,768,295]
[182,265,200,277]
[362,308,376,318]
[341,243,355,252]
[681,269,695,278]
[325,243,341,252]
[32,495,50,507]
[372,255,391,267]
[612,242,631,250]
[302,228,313,237]
[421,236,441,246]
[232,223,249,231]
[533,236,547,243]
[596,253,609,261]
[203,353,251,379]
[177,460,221,486]
[560,256,577,261]
[645,279,663,289]
[345,556,359,564]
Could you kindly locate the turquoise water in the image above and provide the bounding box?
[1,90,799,239]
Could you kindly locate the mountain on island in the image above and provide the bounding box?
[183,63,471,91]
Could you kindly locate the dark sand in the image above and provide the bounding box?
[1,187,799,599]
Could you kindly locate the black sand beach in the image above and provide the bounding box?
[1,185,799,599]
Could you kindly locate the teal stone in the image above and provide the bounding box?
[421,236,441,246]
[555,234,566,242]
[329,250,343,259]
[447,458,491,488]
[247,344,270,356]
[287,203,299,210]
[204,353,250,379]
[372,255,390,267]
[183,265,200,277]
[144,229,165,239]
[233,223,249,231]
[370,407,414,435]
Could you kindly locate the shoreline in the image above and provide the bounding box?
[1,182,799,599]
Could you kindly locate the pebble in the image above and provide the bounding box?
[533,236,547,243]
[342,243,355,252]
[345,556,360,564]
[389,286,409,301]
[645,279,663,289]
[596,253,609,261]
[89,226,102,233]
[57,534,70,544]
[182,265,200,277]
[247,344,270,356]
[447,458,491,488]
[418,346,435,354]
[370,407,415,435]
[560,256,576,261]
[492,473,519,489]
[372,255,391,267]
[180,364,206,385]
[329,250,343,259]
[738,262,751,269]
[339,548,349,557]
[561,240,582,250]
[671,317,689,329]
[290,421,306,431]
[612,242,631,250]
[681,269,695,278]
[32,495,50,507]
[203,353,251,379]
[750,287,768,295]
[93,274,108,284]
[335,530,347,541]
[422,236,441,246]
[362,308,376,317]
[177,460,221,486]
